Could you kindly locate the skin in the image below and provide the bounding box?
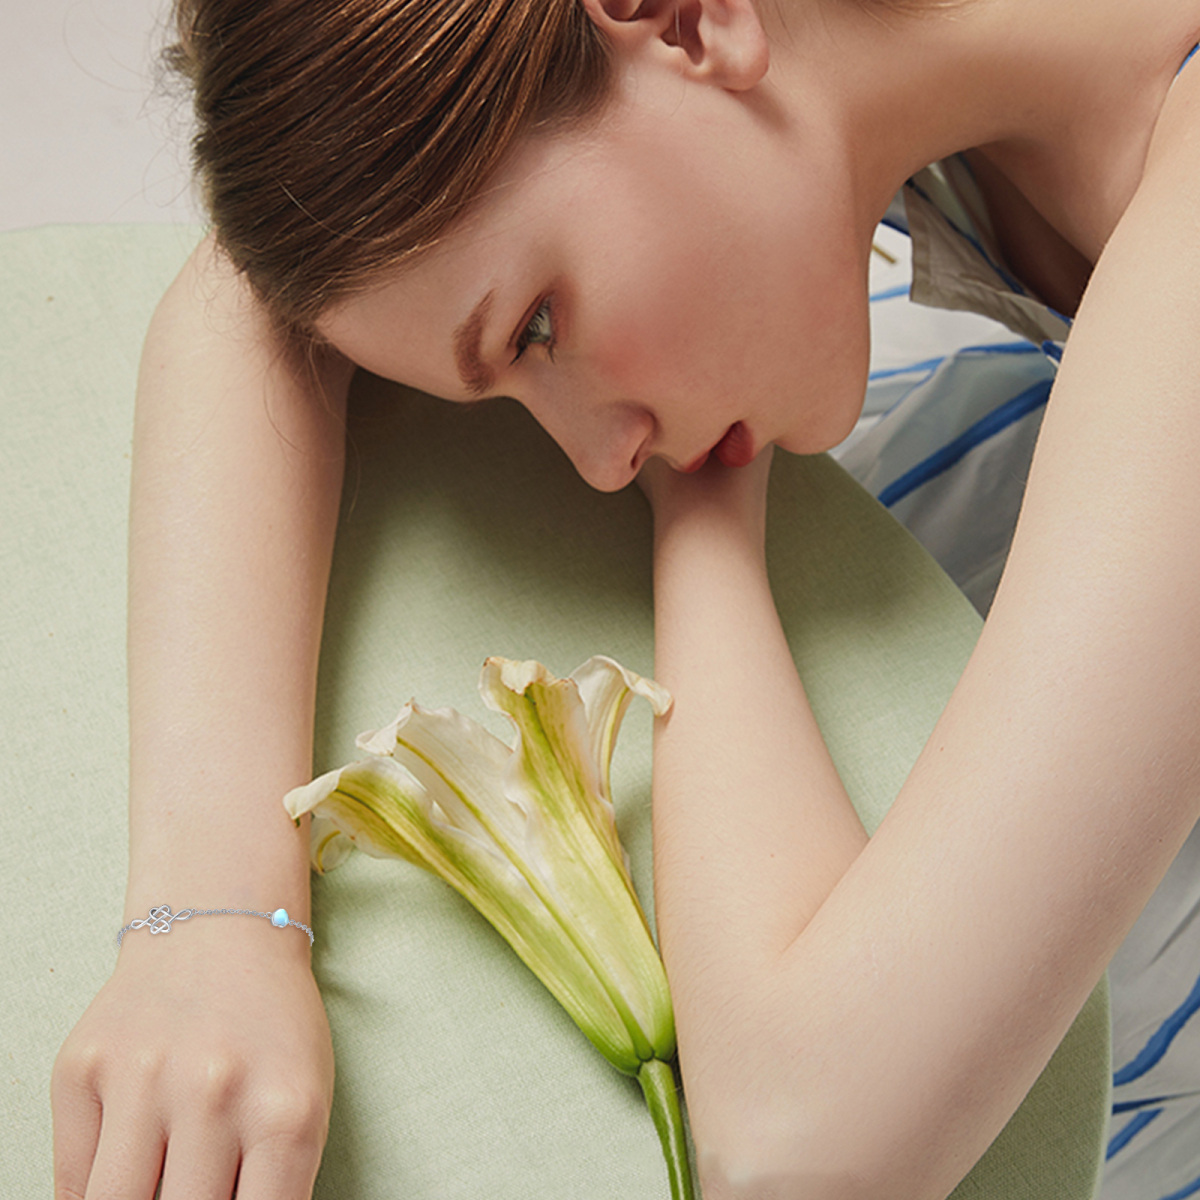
[316,54,871,490]
[317,0,1200,1193]
[316,0,1199,487]
[52,0,1200,1197]
[53,253,349,1200]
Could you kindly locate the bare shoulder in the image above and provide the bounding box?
[1139,45,1200,211]
[1070,44,1200,380]
[976,16,1200,846]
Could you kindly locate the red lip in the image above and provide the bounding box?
[713,421,755,468]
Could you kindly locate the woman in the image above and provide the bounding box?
[51,0,1200,1196]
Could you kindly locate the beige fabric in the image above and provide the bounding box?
[905,159,1072,348]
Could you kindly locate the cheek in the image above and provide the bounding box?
[589,251,751,399]
[584,271,691,397]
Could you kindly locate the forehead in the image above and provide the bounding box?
[313,62,742,392]
[314,105,676,388]
[314,131,608,382]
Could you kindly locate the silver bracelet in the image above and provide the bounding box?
[117,904,314,948]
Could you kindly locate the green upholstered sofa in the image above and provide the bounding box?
[1,224,1109,1198]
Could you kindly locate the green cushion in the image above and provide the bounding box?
[0,224,1109,1198]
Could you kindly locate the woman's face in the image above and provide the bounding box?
[317,54,873,492]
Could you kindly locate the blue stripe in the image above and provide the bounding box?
[1106,1108,1163,1160]
[1114,965,1200,1086]
[1112,1095,1175,1114]
[1160,1170,1200,1200]
[877,377,1052,507]
[869,355,947,383]
[958,341,1043,356]
[1179,43,1199,76]
[870,284,911,303]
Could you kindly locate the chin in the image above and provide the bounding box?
[775,402,864,456]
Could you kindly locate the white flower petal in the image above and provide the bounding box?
[284,765,345,820]
[479,657,676,1059]
[571,656,672,805]
[364,701,533,851]
[310,814,357,873]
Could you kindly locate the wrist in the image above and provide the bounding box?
[643,453,772,554]
[653,497,767,574]
[115,900,316,964]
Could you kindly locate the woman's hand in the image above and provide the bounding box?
[52,922,335,1199]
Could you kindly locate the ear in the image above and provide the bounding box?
[578,0,770,91]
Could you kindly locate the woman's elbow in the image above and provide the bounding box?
[685,1046,955,1200]
[693,1116,874,1200]
[687,1073,882,1200]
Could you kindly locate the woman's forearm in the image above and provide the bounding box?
[650,476,870,1182]
[123,237,351,947]
[652,495,868,959]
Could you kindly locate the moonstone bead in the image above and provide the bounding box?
[271,908,289,928]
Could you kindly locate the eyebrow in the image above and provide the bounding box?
[453,289,497,397]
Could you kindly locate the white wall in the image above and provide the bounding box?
[1,0,200,232]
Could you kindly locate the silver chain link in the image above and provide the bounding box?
[117,903,314,947]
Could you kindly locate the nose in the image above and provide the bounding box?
[531,399,654,493]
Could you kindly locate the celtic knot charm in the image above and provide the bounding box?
[134,904,195,935]
[117,902,313,947]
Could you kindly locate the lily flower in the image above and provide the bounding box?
[284,656,693,1200]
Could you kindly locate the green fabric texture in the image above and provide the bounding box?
[1,224,1109,1198]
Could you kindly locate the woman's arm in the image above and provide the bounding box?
[125,233,350,922]
[52,236,353,1199]
[648,450,868,982]
[649,76,1200,1200]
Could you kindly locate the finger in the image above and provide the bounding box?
[232,1134,324,1200]
[51,1051,102,1200]
[82,1100,167,1200]
[233,1094,329,1200]
[158,1118,241,1200]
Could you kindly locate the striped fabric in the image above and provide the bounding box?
[830,154,1200,1200]
[833,159,1063,617]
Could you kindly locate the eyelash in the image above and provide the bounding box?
[512,297,555,364]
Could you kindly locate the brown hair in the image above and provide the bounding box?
[169,0,946,331]
[168,0,612,329]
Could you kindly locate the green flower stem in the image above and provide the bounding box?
[637,1058,695,1200]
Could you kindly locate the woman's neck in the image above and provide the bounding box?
[765,0,1200,260]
